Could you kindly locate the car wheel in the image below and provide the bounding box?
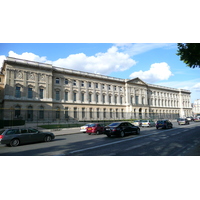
[136,128,140,135]
[106,133,111,137]
[10,138,20,147]
[96,131,100,135]
[88,133,91,135]
[120,131,125,137]
[44,135,52,142]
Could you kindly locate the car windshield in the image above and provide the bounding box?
[108,122,121,127]
[157,121,165,124]
[88,124,96,127]
[141,120,148,122]
[179,119,185,121]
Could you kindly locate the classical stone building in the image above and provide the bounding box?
[193,99,200,116]
[0,57,192,122]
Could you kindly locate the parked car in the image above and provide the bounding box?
[177,118,190,125]
[194,117,200,122]
[104,121,140,137]
[86,123,105,135]
[0,128,55,147]
[140,119,156,127]
[156,120,173,129]
[80,123,93,133]
[186,116,194,121]
[132,120,142,127]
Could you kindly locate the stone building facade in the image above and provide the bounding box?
[193,99,200,116]
[0,57,192,122]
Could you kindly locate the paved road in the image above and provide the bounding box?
[0,122,200,156]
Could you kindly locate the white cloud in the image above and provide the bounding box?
[129,62,174,83]
[0,55,6,68]
[192,83,200,91]
[2,46,136,75]
[115,43,176,56]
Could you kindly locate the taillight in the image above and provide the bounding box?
[0,135,4,139]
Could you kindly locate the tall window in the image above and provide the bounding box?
[103,108,106,118]
[39,106,44,119]
[82,108,85,118]
[109,95,111,104]
[135,96,139,105]
[103,94,105,103]
[108,85,111,90]
[89,93,92,103]
[115,95,117,104]
[15,105,21,118]
[73,92,77,101]
[73,80,76,86]
[97,108,100,119]
[56,91,60,100]
[65,107,69,119]
[65,79,68,84]
[121,109,124,118]
[56,107,60,119]
[81,92,84,102]
[142,97,145,105]
[110,109,112,118]
[56,78,60,84]
[90,108,93,118]
[88,82,91,87]
[39,88,43,99]
[15,86,21,98]
[116,109,118,118]
[28,88,33,98]
[74,107,77,118]
[102,84,105,89]
[65,91,68,101]
[96,93,98,103]
[120,96,123,104]
[96,83,98,88]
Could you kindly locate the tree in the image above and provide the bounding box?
[177,43,200,68]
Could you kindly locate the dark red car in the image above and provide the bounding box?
[86,123,105,135]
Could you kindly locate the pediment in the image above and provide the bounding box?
[127,77,148,86]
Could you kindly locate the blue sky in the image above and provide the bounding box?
[0,43,199,103]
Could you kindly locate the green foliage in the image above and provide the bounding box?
[177,43,200,68]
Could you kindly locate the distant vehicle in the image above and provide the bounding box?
[132,120,142,127]
[177,118,190,125]
[86,123,105,135]
[80,123,93,133]
[0,128,55,147]
[140,120,156,127]
[186,116,194,121]
[104,121,140,137]
[156,120,173,129]
[194,117,200,122]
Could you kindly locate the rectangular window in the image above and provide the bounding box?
[97,108,100,118]
[103,108,106,118]
[115,96,117,104]
[15,86,21,98]
[120,86,122,91]
[65,92,68,101]
[56,91,60,100]
[28,88,33,98]
[81,93,84,102]
[73,80,76,86]
[65,107,68,119]
[116,109,118,118]
[89,93,92,102]
[39,110,44,119]
[103,95,105,103]
[56,78,60,84]
[74,92,76,101]
[109,95,111,104]
[81,81,84,87]
[108,85,111,90]
[65,79,68,84]
[110,109,112,118]
[74,108,77,118]
[114,86,116,91]
[39,89,43,99]
[88,82,91,87]
[90,108,92,118]
[102,84,105,89]
[96,83,98,88]
[96,94,98,103]
[120,96,123,104]
[82,108,85,118]
[135,96,139,105]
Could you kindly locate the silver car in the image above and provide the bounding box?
[140,120,156,127]
[80,123,93,133]
[0,128,55,147]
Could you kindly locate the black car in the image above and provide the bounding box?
[0,128,55,147]
[104,122,140,137]
[156,120,173,129]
